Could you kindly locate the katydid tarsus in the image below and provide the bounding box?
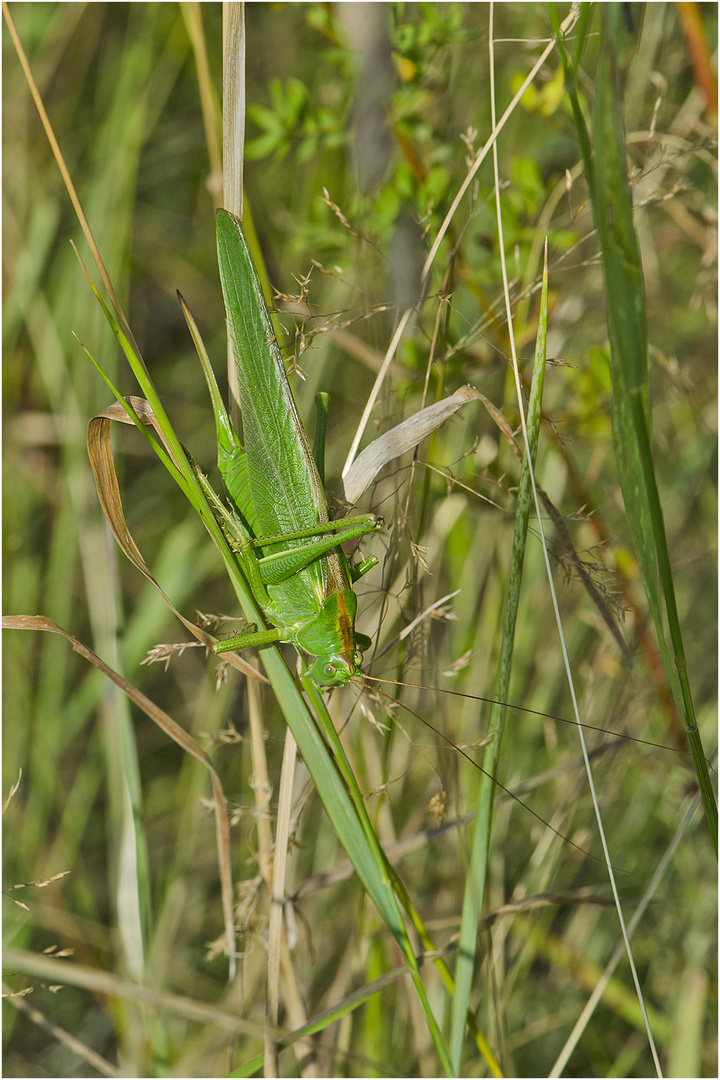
[196,208,384,687]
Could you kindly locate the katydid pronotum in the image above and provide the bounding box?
[196,209,384,687]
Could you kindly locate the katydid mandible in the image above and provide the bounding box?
[200,209,383,687]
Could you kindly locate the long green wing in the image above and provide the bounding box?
[216,210,327,537]
[216,209,336,620]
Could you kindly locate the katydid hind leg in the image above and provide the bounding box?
[250,512,383,550]
[255,515,384,586]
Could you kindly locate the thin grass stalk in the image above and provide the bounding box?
[222,0,245,437]
[247,663,274,883]
[449,247,549,1072]
[222,1,245,219]
[263,730,320,1077]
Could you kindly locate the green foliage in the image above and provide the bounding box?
[391,1,465,57]
[246,76,346,162]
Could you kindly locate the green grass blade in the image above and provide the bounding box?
[549,3,593,181]
[554,2,716,856]
[450,255,549,1072]
[590,9,717,853]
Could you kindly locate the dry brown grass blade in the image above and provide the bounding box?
[86,397,266,684]
[1,615,237,980]
[87,399,163,582]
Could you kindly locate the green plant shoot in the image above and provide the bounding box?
[195,209,383,687]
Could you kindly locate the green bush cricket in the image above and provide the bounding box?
[194,209,384,687]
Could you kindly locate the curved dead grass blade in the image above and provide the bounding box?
[337,385,482,505]
[86,397,265,685]
[1,615,236,979]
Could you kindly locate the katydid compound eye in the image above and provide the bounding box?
[353,651,363,666]
[323,663,336,680]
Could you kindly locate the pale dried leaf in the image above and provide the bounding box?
[338,385,482,504]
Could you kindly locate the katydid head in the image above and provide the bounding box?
[296,590,369,687]
[306,649,363,688]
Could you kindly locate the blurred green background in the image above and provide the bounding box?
[3,3,717,1077]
